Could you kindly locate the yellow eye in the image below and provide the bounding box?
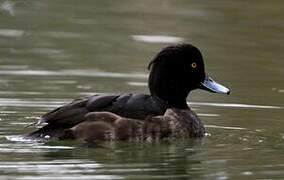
[191,62,197,68]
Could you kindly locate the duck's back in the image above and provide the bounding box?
[28,93,168,139]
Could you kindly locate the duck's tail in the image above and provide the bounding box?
[26,124,67,140]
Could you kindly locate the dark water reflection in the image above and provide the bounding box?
[0,0,284,179]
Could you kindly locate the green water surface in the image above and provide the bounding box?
[0,0,284,179]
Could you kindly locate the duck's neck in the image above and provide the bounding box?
[149,79,191,109]
[169,100,189,109]
[152,92,189,109]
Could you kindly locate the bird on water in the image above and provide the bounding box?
[27,43,230,142]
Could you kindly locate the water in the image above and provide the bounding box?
[0,0,284,179]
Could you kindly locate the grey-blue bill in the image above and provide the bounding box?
[200,75,230,95]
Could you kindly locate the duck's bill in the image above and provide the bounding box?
[200,75,230,95]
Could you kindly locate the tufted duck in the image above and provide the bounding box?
[27,44,230,140]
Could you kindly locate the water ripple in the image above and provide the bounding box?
[132,35,185,44]
[126,81,147,86]
[205,125,247,130]
[2,136,74,153]
[0,98,66,108]
[0,29,24,37]
[198,113,220,117]
[189,102,282,109]
[0,70,147,79]
[17,175,123,180]
[41,31,91,39]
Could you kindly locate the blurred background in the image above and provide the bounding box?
[0,0,283,179]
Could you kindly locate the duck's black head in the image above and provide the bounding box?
[148,44,230,109]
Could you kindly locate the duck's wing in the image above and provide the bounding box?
[27,93,167,139]
[40,94,119,125]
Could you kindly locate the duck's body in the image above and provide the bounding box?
[27,44,230,140]
[59,108,205,143]
[29,93,168,138]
